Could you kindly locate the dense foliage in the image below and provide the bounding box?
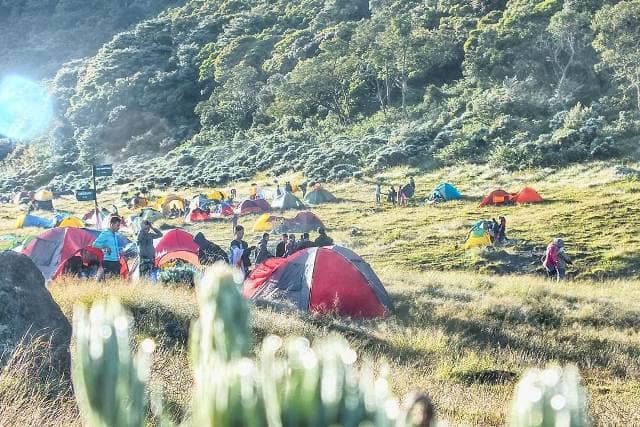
[1,0,640,191]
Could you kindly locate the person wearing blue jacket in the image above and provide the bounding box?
[93,216,124,279]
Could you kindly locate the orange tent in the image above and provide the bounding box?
[513,187,543,204]
[479,189,513,207]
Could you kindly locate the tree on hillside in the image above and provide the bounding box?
[593,0,640,112]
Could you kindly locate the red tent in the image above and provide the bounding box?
[188,208,210,222]
[479,189,514,207]
[237,199,271,216]
[513,187,543,204]
[154,229,200,267]
[22,228,128,281]
[243,246,392,318]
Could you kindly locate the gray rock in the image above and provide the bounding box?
[0,251,71,375]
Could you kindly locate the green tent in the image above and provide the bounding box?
[272,192,306,210]
[304,188,337,205]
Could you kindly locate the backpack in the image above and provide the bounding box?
[542,243,558,268]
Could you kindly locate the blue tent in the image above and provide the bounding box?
[17,214,56,229]
[433,183,461,201]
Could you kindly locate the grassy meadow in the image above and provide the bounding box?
[1,162,640,425]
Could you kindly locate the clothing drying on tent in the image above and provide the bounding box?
[430,183,461,202]
[22,227,128,281]
[154,229,200,268]
[273,211,325,234]
[188,208,210,222]
[58,216,84,228]
[212,201,235,217]
[244,246,392,318]
[253,213,285,232]
[464,221,493,249]
[237,199,271,216]
[303,188,337,205]
[272,192,306,211]
[513,187,543,204]
[16,213,55,229]
[479,189,513,207]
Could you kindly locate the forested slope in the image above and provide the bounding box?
[1,0,640,191]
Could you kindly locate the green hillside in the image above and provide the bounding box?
[2,0,640,192]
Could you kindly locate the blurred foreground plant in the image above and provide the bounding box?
[72,299,155,427]
[510,365,590,427]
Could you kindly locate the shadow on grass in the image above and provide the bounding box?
[125,302,191,346]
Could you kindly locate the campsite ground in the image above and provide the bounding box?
[1,162,640,425]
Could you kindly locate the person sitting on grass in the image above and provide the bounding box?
[315,227,334,247]
[255,233,273,264]
[284,234,297,257]
[276,233,288,257]
[297,232,314,251]
[194,232,228,265]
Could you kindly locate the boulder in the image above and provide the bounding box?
[0,251,71,375]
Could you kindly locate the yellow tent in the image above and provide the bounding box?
[254,214,274,232]
[207,190,227,201]
[34,189,53,201]
[155,194,186,216]
[59,216,85,228]
[464,223,492,250]
[15,214,26,229]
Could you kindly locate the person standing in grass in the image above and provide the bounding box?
[388,186,397,205]
[375,183,381,204]
[136,220,162,279]
[230,225,254,276]
[542,238,572,281]
[93,216,124,280]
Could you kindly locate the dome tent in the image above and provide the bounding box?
[513,187,543,204]
[22,227,128,282]
[244,246,392,318]
[253,213,285,232]
[154,229,200,268]
[464,221,492,249]
[431,183,461,201]
[58,216,84,228]
[32,188,54,211]
[479,189,513,207]
[237,199,271,216]
[303,188,337,205]
[273,211,325,234]
[272,192,306,211]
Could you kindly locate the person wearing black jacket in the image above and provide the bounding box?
[137,220,163,278]
[297,232,314,251]
[314,228,334,247]
[193,232,228,265]
[276,233,288,257]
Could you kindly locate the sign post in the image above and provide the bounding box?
[81,164,113,229]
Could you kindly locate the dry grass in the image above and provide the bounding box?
[1,162,640,425]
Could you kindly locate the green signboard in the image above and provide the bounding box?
[93,164,113,177]
[75,189,96,202]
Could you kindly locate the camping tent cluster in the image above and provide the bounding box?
[479,187,543,207]
[253,211,325,233]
